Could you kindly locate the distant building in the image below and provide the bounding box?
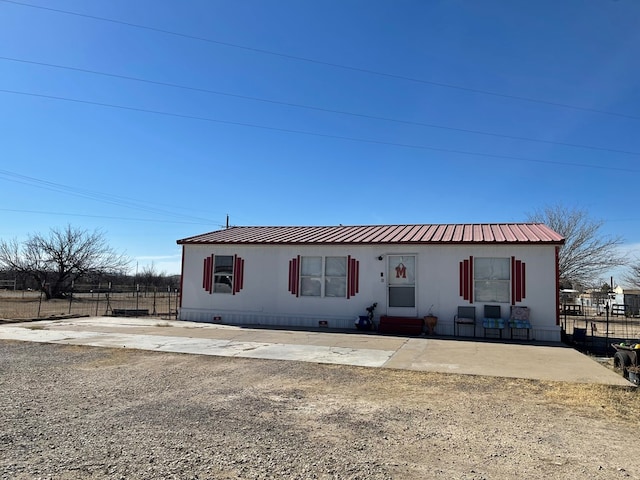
[613,286,640,316]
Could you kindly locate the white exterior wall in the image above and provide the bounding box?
[179,242,560,342]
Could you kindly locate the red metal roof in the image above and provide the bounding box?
[177,224,564,245]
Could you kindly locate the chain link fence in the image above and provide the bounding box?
[3,281,638,357]
[0,283,180,321]
[561,293,640,355]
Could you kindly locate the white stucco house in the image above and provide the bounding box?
[177,223,565,342]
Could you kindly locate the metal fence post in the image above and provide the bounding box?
[167,286,171,319]
[68,280,73,315]
[95,283,100,317]
[604,303,610,356]
[37,282,44,318]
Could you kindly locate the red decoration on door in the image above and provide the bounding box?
[395,262,407,279]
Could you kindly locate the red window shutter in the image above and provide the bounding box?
[459,256,473,303]
[232,256,244,294]
[347,257,359,298]
[288,257,299,296]
[515,259,522,302]
[202,257,208,290]
[469,256,473,303]
[354,259,359,295]
[202,254,214,294]
[511,256,516,304]
[511,257,526,304]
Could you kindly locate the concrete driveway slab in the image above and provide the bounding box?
[0,317,631,386]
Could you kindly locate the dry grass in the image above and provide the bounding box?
[544,381,639,418]
[75,347,139,369]
[305,365,639,420]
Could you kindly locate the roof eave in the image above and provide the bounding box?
[177,239,565,246]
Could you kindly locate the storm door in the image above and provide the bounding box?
[386,255,417,317]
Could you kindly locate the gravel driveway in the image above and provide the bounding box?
[1,340,638,479]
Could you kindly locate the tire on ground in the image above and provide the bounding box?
[613,351,631,378]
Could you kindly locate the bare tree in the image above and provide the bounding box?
[527,205,626,289]
[0,225,130,299]
[623,256,640,289]
[138,261,169,287]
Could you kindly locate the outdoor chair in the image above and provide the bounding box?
[482,305,505,338]
[508,306,532,340]
[454,306,476,337]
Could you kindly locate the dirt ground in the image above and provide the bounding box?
[1,340,639,480]
[0,290,178,321]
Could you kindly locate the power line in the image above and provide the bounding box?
[3,56,639,157]
[0,208,215,225]
[2,88,639,174]
[2,0,638,122]
[0,168,218,224]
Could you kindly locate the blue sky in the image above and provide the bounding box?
[1,0,639,277]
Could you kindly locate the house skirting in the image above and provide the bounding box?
[178,308,358,330]
[179,308,562,342]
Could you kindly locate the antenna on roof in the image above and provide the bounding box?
[226,214,229,229]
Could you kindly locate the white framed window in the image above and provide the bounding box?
[300,256,347,297]
[474,257,510,303]
[213,255,234,294]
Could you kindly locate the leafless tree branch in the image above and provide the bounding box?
[527,205,626,289]
[623,256,640,289]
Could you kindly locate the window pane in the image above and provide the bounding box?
[214,255,234,275]
[325,257,346,277]
[389,286,415,307]
[301,257,322,276]
[214,275,233,293]
[474,258,509,280]
[300,277,321,296]
[388,256,415,285]
[325,277,346,297]
[475,280,510,303]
